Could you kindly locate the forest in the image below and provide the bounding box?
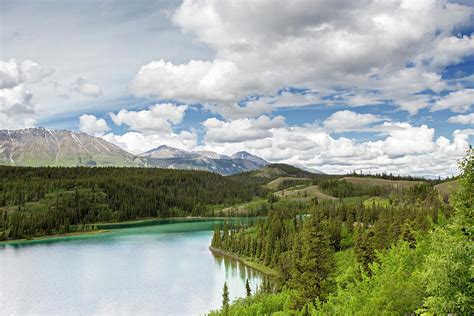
[0,166,265,240]
[210,150,473,315]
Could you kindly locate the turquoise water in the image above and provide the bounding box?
[0,219,263,315]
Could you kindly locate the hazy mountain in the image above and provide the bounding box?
[141,145,200,159]
[0,128,271,174]
[231,151,269,168]
[194,150,231,160]
[0,127,141,167]
[141,146,268,174]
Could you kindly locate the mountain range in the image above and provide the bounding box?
[0,128,271,175]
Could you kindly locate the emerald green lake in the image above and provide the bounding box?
[0,219,264,315]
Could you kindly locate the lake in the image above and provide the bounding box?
[0,219,264,315]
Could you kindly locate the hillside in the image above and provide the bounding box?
[434,180,459,196]
[0,128,270,175]
[341,176,425,189]
[0,166,265,240]
[0,128,141,167]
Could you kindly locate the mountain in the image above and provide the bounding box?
[231,151,269,168]
[141,146,268,175]
[0,128,271,174]
[141,145,200,159]
[0,127,141,167]
[194,150,231,160]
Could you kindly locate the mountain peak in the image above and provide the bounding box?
[231,151,269,167]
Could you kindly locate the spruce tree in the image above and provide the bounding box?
[245,279,251,297]
[290,210,335,306]
[222,282,230,312]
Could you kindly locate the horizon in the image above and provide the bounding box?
[1,0,474,177]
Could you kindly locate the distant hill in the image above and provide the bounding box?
[341,176,425,189]
[255,163,325,178]
[0,127,141,167]
[434,180,459,196]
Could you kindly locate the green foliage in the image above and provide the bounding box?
[212,150,472,315]
[418,148,473,315]
[316,179,384,198]
[290,212,335,305]
[222,282,230,311]
[245,279,251,298]
[0,166,264,239]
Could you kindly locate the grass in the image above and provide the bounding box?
[341,177,425,189]
[265,177,311,191]
[434,180,459,196]
[275,185,337,201]
[363,197,391,207]
[216,198,269,216]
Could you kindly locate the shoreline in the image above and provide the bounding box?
[0,216,262,245]
[0,229,109,245]
[209,246,281,278]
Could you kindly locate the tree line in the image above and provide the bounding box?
[0,166,266,240]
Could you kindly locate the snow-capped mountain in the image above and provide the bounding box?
[0,128,271,175]
[231,151,269,168]
[0,127,141,167]
[140,146,269,174]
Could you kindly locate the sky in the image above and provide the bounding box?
[1,0,473,177]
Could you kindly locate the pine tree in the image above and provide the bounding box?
[245,279,251,297]
[222,282,230,312]
[290,211,335,306]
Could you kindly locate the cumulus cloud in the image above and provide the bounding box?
[102,130,198,154]
[199,115,472,177]
[448,113,474,125]
[130,59,241,102]
[432,89,474,113]
[203,115,285,143]
[79,114,110,135]
[130,0,473,115]
[323,110,385,132]
[0,59,53,129]
[101,103,193,153]
[73,78,103,97]
[109,103,188,134]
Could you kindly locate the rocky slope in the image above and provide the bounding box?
[0,128,141,167]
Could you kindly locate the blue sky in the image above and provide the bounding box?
[1,0,473,177]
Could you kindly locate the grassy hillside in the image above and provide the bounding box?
[274,184,337,202]
[434,180,459,196]
[341,176,425,189]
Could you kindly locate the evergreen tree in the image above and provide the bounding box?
[290,211,335,305]
[222,282,230,312]
[245,279,251,297]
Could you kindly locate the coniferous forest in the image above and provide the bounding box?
[0,166,265,240]
[209,150,473,315]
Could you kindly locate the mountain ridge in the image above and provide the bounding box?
[0,127,274,175]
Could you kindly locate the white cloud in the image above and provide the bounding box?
[109,103,188,134]
[73,78,103,97]
[432,89,474,113]
[126,0,474,115]
[79,114,110,135]
[0,59,53,129]
[199,116,471,177]
[419,34,474,68]
[323,110,384,131]
[102,130,198,154]
[130,59,241,103]
[203,115,285,143]
[448,113,474,125]
[380,122,436,157]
